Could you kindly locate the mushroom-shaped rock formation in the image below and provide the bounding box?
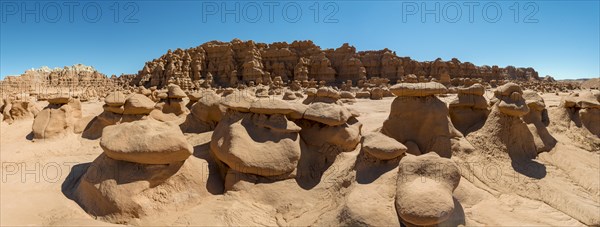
[303,86,342,105]
[1,97,40,124]
[71,119,211,224]
[551,90,600,150]
[381,82,463,158]
[32,95,82,140]
[180,90,226,133]
[82,92,155,139]
[122,94,155,115]
[211,91,302,186]
[395,153,461,226]
[291,92,362,153]
[362,131,407,160]
[211,110,302,178]
[155,84,190,117]
[494,82,530,117]
[449,83,489,135]
[186,91,203,109]
[467,83,537,160]
[522,90,556,152]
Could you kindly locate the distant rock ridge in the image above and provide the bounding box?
[1,64,110,87]
[133,38,540,89]
[26,64,98,74]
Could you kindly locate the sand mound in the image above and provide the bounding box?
[395,153,461,226]
[580,78,600,89]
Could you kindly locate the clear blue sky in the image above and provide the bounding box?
[1,1,598,79]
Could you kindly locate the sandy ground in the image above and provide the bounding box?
[0,92,598,226]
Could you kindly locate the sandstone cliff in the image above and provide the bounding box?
[133,39,539,88]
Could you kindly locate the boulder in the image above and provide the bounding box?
[167,84,187,98]
[381,95,459,158]
[211,111,301,177]
[100,120,193,164]
[449,83,489,135]
[494,83,530,117]
[122,94,155,115]
[522,91,556,152]
[362,132,407,160]
[303,102,352,126]
[395,153,461,226]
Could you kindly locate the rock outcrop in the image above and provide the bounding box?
[550,90,600,151]
[467,83,538,160]
[395,153,461,226]
[32,94,82,139]
[449,83,489,135]
[82,91,156,139]
[381,82,464,158]
[1,97,40,124]
[522,90,556,152]
[133,39,540,88]
[72,119,210,223]
[210,92,303,190]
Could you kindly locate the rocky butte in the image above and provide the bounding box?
[133,39,539,89]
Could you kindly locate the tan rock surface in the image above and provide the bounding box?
[100,120,193,164]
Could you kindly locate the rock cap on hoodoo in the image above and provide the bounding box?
[100,120,193,164]
[494,83,529,117]
[167,84,187,98]
[303,102,352,126]
[457,83,485,96]
[123,94,155,115]
[48,93,71,104]
[105,91,126,106]
[362,132,407,160]
[390,82,448,97]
